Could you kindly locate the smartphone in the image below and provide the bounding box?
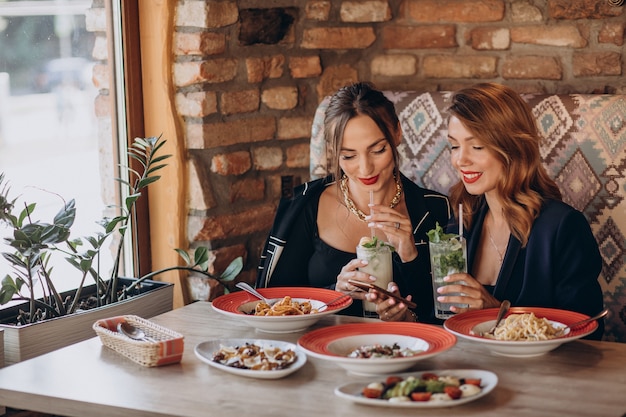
[347,279,417,309]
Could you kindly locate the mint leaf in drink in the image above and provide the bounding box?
[426,222,458,243]
[358,236,395,252]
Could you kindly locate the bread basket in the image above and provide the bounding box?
[93,315,184,367]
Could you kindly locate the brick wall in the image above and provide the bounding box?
[93,0,626,288]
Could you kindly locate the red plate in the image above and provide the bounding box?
[444,307,597,340]
[212,287,352,314]
[298,322,456,357]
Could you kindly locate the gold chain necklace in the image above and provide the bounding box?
[340,173,403,222]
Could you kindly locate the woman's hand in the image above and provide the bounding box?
[367,282,416,322]
[366,204,417,262]
[335,258,376,301]
[436,273,501,313]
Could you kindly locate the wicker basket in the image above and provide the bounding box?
[93,315,184,367]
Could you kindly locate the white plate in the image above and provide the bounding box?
[211,287,352,333]
[298,322,456,375]
[334,369,498,408]
[444,307,598,358]
[194,338,306,379]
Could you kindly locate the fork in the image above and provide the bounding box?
[318,289,361,311]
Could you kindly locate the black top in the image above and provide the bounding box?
[257,174,452,321]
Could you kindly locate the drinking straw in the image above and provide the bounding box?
[370,190,375,238]
[459,203,464,241]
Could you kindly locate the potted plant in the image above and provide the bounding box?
[0,136,242,365]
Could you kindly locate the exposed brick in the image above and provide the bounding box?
[469,27,510,50]
[246,56,285,83]
[316,65,359,98]
[548,0,623,20]
[229,177,265,203]
[382,25,457,49]
[502,56,562,80]
[253,146,283,170]
[220,89,260,115]
[92,63,109,89]
[340,1,392,22]
[305,1,331,20]
[188,158,217,211]
[278,116,313,140]
[511,2,543,22]
[239,8,296,46]
[173,59,238,87]
[174,32,226,56]
[286,143,310,168]
[404,0,505,22]
[202,117,276,148]
[92,36,107,60]
[302,27,376,49]
[85,7,106,32]
[211,151,252,176]
[423,56,498,78]
[371,55,417,76]
[186,123,204,149]
[176,1,238,28]
[191,204,276,241]
[573,52,622,77]
[510,25,587,48]
[176,91,217,118]
[598,22,625,46]
[94,93,110,118]
[289,56,322,78]
[261,86,299,110]
[211,244,247,276]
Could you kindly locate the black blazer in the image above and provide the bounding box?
[466,199,605,339]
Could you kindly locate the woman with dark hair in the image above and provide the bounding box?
[257,82,451,322]
[440,82,604,339]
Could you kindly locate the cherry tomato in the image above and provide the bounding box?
[410,392,432,402]
[421,372,439,380]
[362,387,382,399]
[385,376,403,387]
[444,386,463,400]
[463,378,482,386]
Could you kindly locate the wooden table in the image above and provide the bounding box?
[0,302,624,417]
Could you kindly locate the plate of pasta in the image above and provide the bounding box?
[298,322,456,375]
[211,287,352,333]
[444,307,598,357]
[195,338,306,379]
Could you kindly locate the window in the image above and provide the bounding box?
[0,0,145,296]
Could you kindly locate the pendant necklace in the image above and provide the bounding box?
[487,212,507,264]
[340,173,402,222]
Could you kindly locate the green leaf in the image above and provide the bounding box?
[174,248,191,265]
[220,257,243,282]
[193,246,209,269]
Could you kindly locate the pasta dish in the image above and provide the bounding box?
[212,342,298,370]
[485,312,559,341]
[254,296,318,316]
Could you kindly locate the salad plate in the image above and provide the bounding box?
[444,307,598,357]
[298,322,456,375]
[194,338,306,379]
[334,369,498,408]
[211,287,352,333]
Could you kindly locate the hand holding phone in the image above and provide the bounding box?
[347,279,417,309]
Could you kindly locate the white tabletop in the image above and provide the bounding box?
[0,301,625,417]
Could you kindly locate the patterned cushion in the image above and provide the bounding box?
[310,91,626,343]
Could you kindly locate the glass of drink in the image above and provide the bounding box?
[356,238,393,318]
[428,235,467,320]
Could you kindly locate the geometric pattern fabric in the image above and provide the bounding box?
[310,91,626,343]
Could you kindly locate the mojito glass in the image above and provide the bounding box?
[356,239,393,318]
[428,236,467,319]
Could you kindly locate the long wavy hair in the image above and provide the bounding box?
[323,82,401,192]
[447,83,562,247]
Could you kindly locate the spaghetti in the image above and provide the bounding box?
[486,312,559,341]
[254,296,318,316]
